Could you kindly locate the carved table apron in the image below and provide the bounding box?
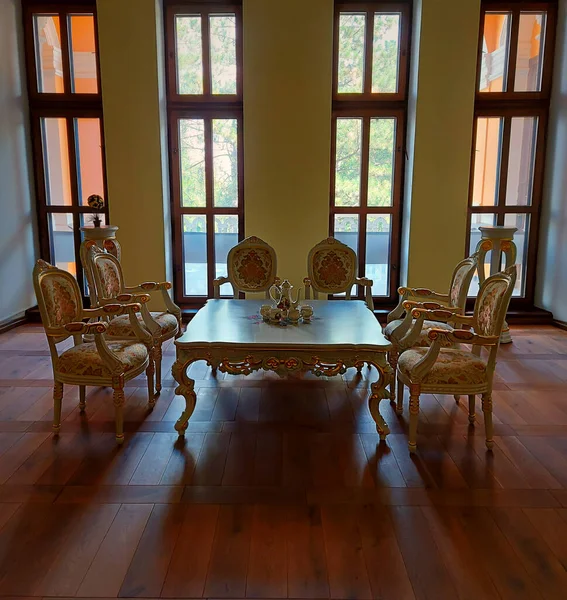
[172,299,393,438]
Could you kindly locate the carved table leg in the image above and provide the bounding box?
[367,359,393,440]
[172,358,197,436]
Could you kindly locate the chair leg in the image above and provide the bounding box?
[454,394,460,403]
[155,342,163,394]
[113,387,125,445]
[79,385,86,412]
[482,392,494,450]
[408,385,420,453]
[396,377,404,415]
[468,394,476,424]
[53,381,63,435]
[146,348,156,408]
[388,350,399,405]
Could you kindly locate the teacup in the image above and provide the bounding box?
[288,307,300,324]
[268,307,283,323]
[260,304,272,320]
[300,304,314,322]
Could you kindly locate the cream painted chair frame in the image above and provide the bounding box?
[33,260,154,444]
[86,247,181,394]
[213,236,279,298]
[397,266,517,453]
[384,254,479,409]
[303,237,374,310]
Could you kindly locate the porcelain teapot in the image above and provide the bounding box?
[269,279,300,314]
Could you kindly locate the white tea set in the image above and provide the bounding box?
[260,279,314,325]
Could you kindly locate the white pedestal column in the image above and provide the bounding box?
[475,225,517,344]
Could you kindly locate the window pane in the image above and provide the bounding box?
[334,118,362,207]
[176,16,203,94]
[480,13,511,92]
[179,119,206,207]
[41,118,72,206]
[368,118,395,207]
[337,13,366,93]
[49,213,76,275]
[75,118,104,205]
[469,213,497,296]
[505,117,538,206]
[472,117,503,207]
[505,213,530,297]
[334,214,358,296]
[183,215,207,296]
[366,214,391,296]
[213,119,238,207]
[372,14,400,93]
[215,215,238,295]
[514,13,546,92]
[210,15,237,95]
[68,15,98,93]
[34,15,63,93]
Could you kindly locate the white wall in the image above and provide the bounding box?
[0,0,37,325]
[536,0,567,323]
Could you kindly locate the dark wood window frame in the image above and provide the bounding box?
[468,0,557,308]
[331,0,411,304]
[164,0,244,308]
[22,0,108,299]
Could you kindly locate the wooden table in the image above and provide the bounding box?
[172,299,393,438]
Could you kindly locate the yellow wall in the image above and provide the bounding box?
[243,0,333,291]
[96,0,169,289]
[402,0,480,292]
[95,0,482,303]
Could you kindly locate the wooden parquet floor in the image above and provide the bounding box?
[1,324,567,599]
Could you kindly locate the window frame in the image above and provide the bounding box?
[467,0,557,307]
[22,0,108,298]
[331,0,411,304]
[164,1,244,307]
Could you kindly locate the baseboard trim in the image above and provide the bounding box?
[553,319,567,332]
[0,313,29,335]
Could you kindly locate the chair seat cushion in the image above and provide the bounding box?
[106,312,178,339]
[398,348,487,386]
[57,341,148,378]
[384,319,454,347]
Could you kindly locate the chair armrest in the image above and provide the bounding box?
[83,303,142,318]
[427,328,499,346]
[213,276,230,299]
[411,307,473,324]
[124,281,172,292]
[64,321,108,335]
[355,277,374,311]
[398,287,450,302]
[115,293,151,304]
[403,301,462,313]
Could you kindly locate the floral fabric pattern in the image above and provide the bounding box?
[398,347,487,386]
[57,340,148,378]
[476,280,508,336]
[96,259,121,298]
[40,276,79,328]
[312,249,355,292]
[450,264,470,308]
[106,312,178,338]
[231,248,273,290]
[384,319,454,347]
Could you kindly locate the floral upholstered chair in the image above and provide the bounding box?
[383,254,479,410]
[397,266,516,453]
[84,246,181,395]
[213,236,278,298]
[33,260,154,444]
[303,237,374,310]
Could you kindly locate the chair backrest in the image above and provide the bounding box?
[307,237,357,295]
[33,260,82,342]
[474,265,517,338]
[226,236,278,294]
[90,247,125,301]
[448,253,479,309]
